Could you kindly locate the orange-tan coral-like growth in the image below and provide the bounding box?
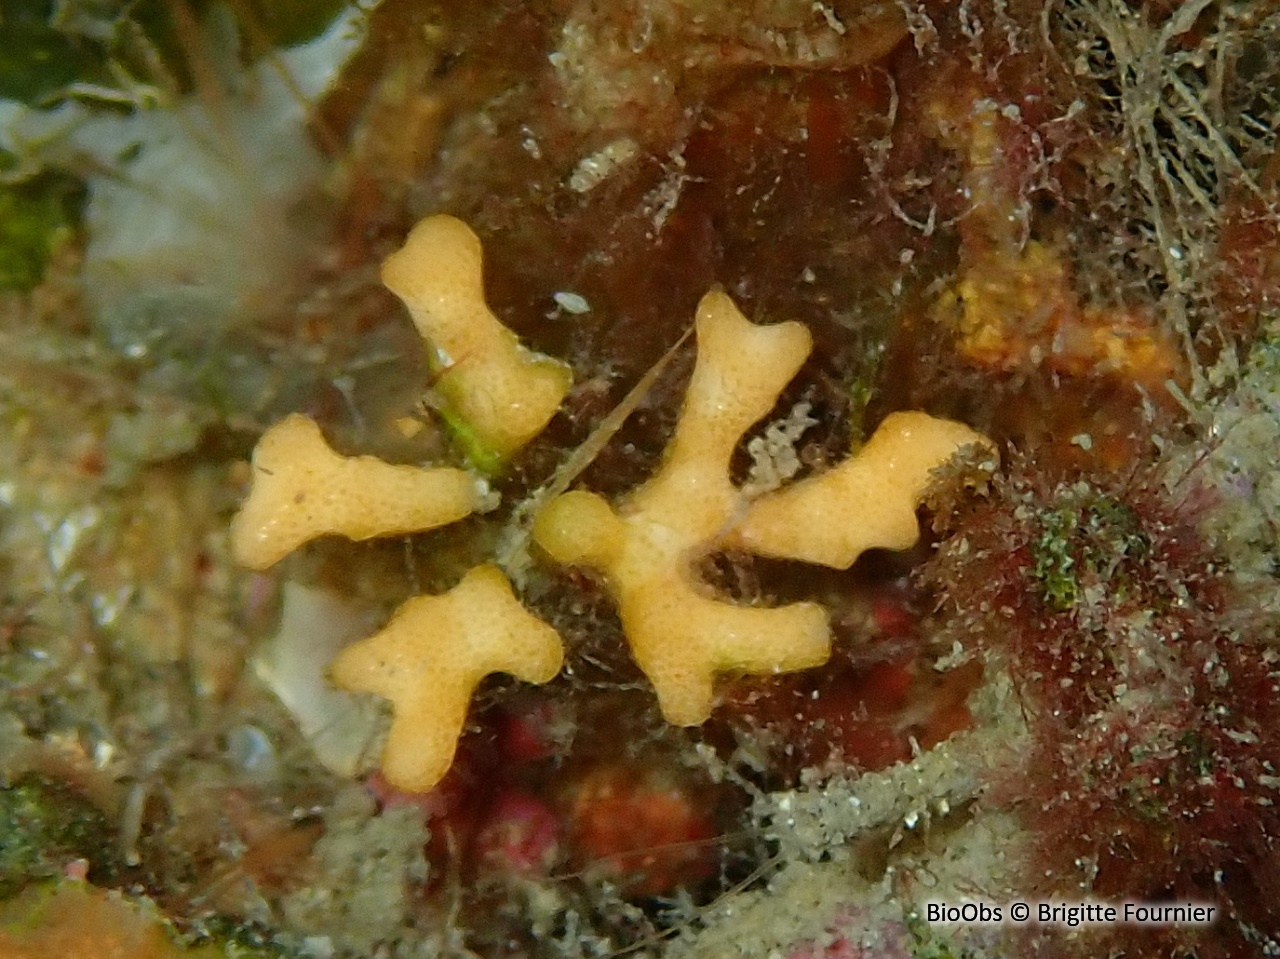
[232,216,993,793]
[533,291,831,726]
[727,411,995,568]
[329,564,564,791]
[381,215,573,465]
[231,413,486,570]
[534,292,993,725]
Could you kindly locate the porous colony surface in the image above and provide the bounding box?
[232,215,992,790]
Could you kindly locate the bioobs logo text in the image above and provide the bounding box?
[926,902,1003,925]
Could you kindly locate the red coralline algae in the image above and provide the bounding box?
[494,692,575,765]
[562,761,720,897]
[472,791,561,878]
[719,645,980,779]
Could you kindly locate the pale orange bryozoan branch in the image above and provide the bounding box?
[231,413,486,570]
[381,215,573,467]
[533,291,831,726]
[533,292,996,726]
[231,217,994,791]
[726,411,995,569]
[330,564,563,791]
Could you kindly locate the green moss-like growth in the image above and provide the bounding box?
[435,403,508,476]
[232,0,350,48]
[1078,498,1150,587]
[0,0,102,104]
[0,774,122,898]
[0,170,86,292]
[1030,506,1079,611]
[116,0,349,92]
[1027,492,1151,613]
[0,0,350,106]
